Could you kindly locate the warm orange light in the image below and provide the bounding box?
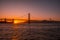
[14,20,25,24]
[14,20,18,24]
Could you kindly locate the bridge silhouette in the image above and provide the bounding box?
[0,19,26,23]
[0,13,30,23]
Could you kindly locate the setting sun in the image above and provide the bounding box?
[14,20,18,24]
[14,20,26,24]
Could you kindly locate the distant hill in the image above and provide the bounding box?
[25,20,60,23]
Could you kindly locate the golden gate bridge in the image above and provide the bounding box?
[0,13,30,23]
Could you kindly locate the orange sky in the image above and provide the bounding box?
[0,0,60,21]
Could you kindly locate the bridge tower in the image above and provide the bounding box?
[28,13,30,24]
[4,18,6,23]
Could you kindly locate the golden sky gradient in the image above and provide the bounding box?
[0,0,60,21]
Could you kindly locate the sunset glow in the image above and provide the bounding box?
[0,0,60,21]
[14,20,26,24]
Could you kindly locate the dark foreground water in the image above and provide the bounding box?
[0,23,60,40]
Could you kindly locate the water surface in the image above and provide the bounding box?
[0,23,60,40]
